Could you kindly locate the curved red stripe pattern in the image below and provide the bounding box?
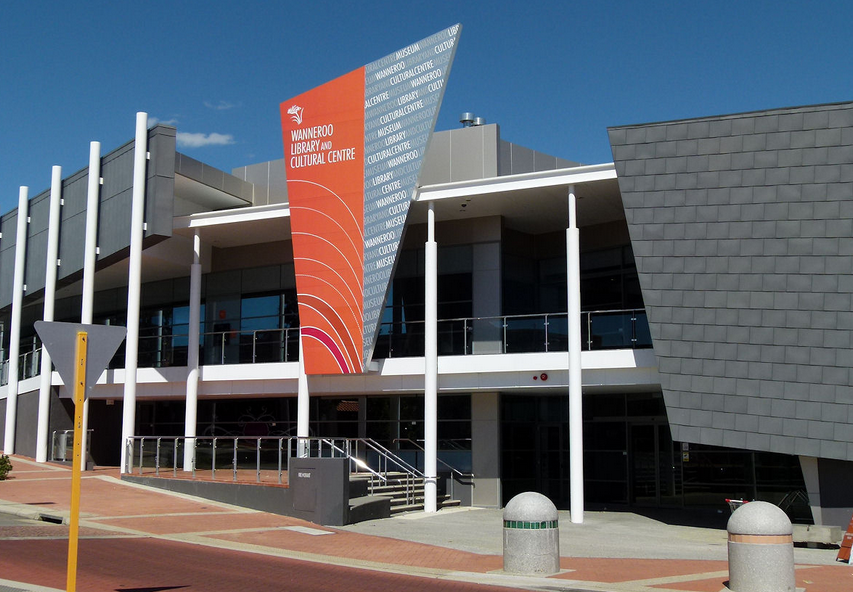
[282,67,366,375]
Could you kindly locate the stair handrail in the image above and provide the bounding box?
[355,438,424,505]
[777,488,809,513]
[392,437,475,483]
[318,437,386,484]
[363,438,424,478]
[124,434,429,505]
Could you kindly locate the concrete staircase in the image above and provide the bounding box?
[350,471,461,516]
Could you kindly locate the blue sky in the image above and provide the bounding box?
[2,1,852,213]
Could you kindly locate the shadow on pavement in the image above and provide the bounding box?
[588,504,731,529]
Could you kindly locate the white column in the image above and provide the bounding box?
[296,338,309,457]
[81,142,101,323]
[80,141,101,471]
[120,113,148,473]
[567,184,584,523]
[35,168,63,462]
[424,202,438,512]
[4,187,29,454]
[183,230,202,471]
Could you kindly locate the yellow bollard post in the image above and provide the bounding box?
[66,331,87,592]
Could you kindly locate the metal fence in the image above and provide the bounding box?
[50,429,93,462]
[0,347,41,386]
[2,309,651,378]
[373,309,652,358]
[125,436,425,495]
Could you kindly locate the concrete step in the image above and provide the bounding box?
[370,484,425,495]
[391,502,424,514]
[388,494,457,514]
[383,477,425,485]
[349,470,461,516]
[390,495,424,507]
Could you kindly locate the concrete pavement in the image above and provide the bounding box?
[0,455,849,592]
[343,505,838,563]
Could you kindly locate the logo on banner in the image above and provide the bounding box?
[281,24,462,375]
[287,105,304,125]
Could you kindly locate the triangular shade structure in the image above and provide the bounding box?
[281,24,461,375]
[34,321,127,397]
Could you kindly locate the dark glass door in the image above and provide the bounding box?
[630,424,658,504]
[630,423,681,506]
[657,424,681,506]
[537,423,568,507]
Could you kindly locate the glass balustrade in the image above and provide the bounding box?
[0,310,651,380]
[370,309,650,359]
[0,347,42,386]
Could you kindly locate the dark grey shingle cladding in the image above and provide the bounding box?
[0,125,255,311]
[0,125,178,310]
[608,101,853,462]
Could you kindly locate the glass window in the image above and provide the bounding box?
[400,395,422,421]
[584,421,627,451]
[367,397,393,420]
[241,294,281,332]
[583,394,626,420]
[627,392,667,417]
[366,421,396,443]
[437,394,471,420]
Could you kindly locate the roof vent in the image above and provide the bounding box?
[460,112,476,127]
[473,116,486,126]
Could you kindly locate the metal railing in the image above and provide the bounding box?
[393,437,473,503]
[0,347,42,386]
[3,309,651,377]
[50,429,94,462]
[393,438,473,482]
[125,435,425,504]
[134,309,649,368]
[134,327,300,368]
[359,437,423,504]
[126,436,288,484]
[373,309,651,358]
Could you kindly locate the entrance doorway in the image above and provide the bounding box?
[629,423,681,506]
[503,394,681,508]
[501,396,572,507]
[537,423,568,506]
[502,393,807,513]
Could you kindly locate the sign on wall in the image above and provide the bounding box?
[281,24,461,374]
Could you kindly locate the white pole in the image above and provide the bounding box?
[36,167,63,462]
[120,113,147,473]
[183,230,202,471]
[4,187,29,454]
[296,337,309,457]
[81,142,101,323]
[567,184,584,523]
[80,141,101,471]
[424,202,438,513]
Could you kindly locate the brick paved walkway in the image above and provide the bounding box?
[0,455,850,592]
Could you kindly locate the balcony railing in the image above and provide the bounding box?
[0,309,651,380]
[0,347,41,386]
[373,309,652,358]
[133,327,301,368]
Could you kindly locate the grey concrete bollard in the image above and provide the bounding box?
[502,492,560,575]
[727,501,796,592]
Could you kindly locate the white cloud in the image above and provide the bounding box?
[176,132,235,148]
[149,116,179,126]
[204,100,238,111]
